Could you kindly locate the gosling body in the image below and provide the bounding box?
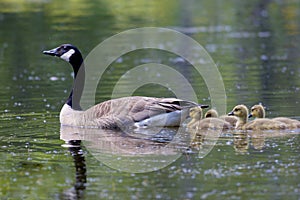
[205,109,238,127]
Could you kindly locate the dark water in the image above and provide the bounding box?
[1,0,300,199]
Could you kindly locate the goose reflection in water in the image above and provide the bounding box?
[60,126,193,160]
[60,124,198,198]
[59,122,225,195]
[59,125,204,196]
[62,140,86,200]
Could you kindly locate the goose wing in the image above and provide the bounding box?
[132,97,202,122]
[87,96,205,126]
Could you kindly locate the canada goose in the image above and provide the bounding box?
[188,107,232,130]
[249,104,300,129]
[43,44,208,128]
[228,105,287,130]
[204,109,238,127]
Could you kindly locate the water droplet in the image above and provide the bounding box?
[50,76,59,81]
[281,67,287,73]
[261,55,268,61]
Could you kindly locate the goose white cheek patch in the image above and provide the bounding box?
[60,49,75,62]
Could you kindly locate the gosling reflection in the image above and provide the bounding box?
[233,132,249,153]
[251,131,266,150]
[232,130,294,153]
[248,130,292,151]
[187,107,223,157]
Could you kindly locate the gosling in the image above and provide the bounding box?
[188,107,232,130]
[249,104,300,129]
[228,105,287,130]
[205,109,238,127]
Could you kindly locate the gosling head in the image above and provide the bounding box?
[228,104,249,120]
[189,106,203,120]
[204,109,219,118]
[228,105,249,129]
[249,104,265,118]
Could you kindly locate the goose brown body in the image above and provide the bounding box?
[60,96,200,128]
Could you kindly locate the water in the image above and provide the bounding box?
[1,0,300,199]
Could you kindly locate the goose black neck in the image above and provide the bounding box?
[67,55,85,110]
[70,55,84,78]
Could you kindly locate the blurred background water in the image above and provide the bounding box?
[0,0,300,199]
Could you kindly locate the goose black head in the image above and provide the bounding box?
[43,44,84,110]
[43,44,83,68]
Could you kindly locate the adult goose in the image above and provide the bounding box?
[43,44,208,129]
[249,104,300,129]
[228,105,287,130]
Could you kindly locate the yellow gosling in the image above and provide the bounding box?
[249,104,300,129]
[189,107,232,130]
[228,104,287,130]
[205,109,238,127]
[204,109,219,118]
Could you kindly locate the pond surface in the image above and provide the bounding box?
[1,0,300,199]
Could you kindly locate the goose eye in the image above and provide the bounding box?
[59,46,70,53]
